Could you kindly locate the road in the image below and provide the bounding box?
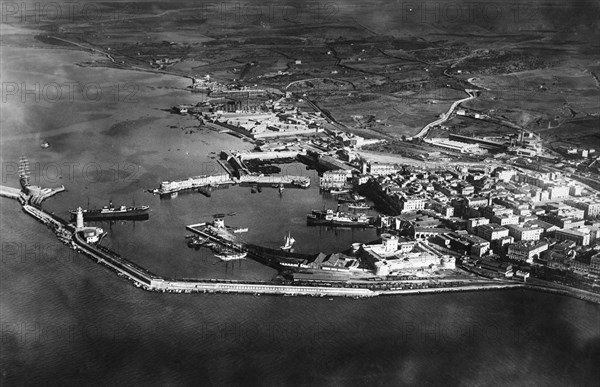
[413,89,478,139]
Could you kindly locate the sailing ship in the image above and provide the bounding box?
[18,156,31,191]
[280,232,295,251]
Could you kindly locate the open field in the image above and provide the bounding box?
[1,0,598,142]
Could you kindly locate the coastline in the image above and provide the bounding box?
[9,192,599,305]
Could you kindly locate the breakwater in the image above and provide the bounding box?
[12,198,600,303]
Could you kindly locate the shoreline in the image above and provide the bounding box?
[7,193,599,305]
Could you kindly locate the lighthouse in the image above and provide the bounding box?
[76,207,84,229]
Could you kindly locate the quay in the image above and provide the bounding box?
[152,173,310,195]
[237,174,310,187]
[152,174,235,195]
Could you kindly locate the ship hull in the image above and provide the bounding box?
[70,210,149,221]
[306,216,371,228]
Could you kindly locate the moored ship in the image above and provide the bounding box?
[214,251,247,261]
[348,202,371,210]
[280,232,295,251]
[70,201,149,221]
[307,209,372,227]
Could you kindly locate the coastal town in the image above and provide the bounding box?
[3,0,599,384]
[3,76,599,303]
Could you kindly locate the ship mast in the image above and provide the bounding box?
[18,155,31,192]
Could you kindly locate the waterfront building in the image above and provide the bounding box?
[507,241,549,263]
[448,233,490,257]
[570,256,591,276]
[305,252,361,271]
[590,253,600,277]
[317,155,355,171]
[361,236,451,276]
[476,259,513,278]
[158,174,231,193]
[319,170,353,189]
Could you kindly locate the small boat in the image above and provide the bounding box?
[214,251,247,261]
[278,183,284,193]
[280,232,295,251]
[198,187,212,197]
[348,202,371,210]
[40,141,49,148]
[251,184,257,193]
[233,228,248,233]
[352,193,366,201]
[293,179,310,188]
[271,183,279,188]
[187,236,207,248]
[227,211,237,216]
[330,188,350,195]
[257,185,262,193]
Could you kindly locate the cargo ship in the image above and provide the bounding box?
[307,209,372,227]
[70,201,149,221]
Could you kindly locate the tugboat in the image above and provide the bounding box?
[280,232,295,251]
[348,202,371,210]
[70,200,149,221]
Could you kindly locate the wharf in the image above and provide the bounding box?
[237,174,310,187]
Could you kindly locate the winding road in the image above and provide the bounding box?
[413,89,479,139]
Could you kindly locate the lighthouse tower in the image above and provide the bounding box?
[76,207,84,229]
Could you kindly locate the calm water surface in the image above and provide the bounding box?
[1,46,599,387]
